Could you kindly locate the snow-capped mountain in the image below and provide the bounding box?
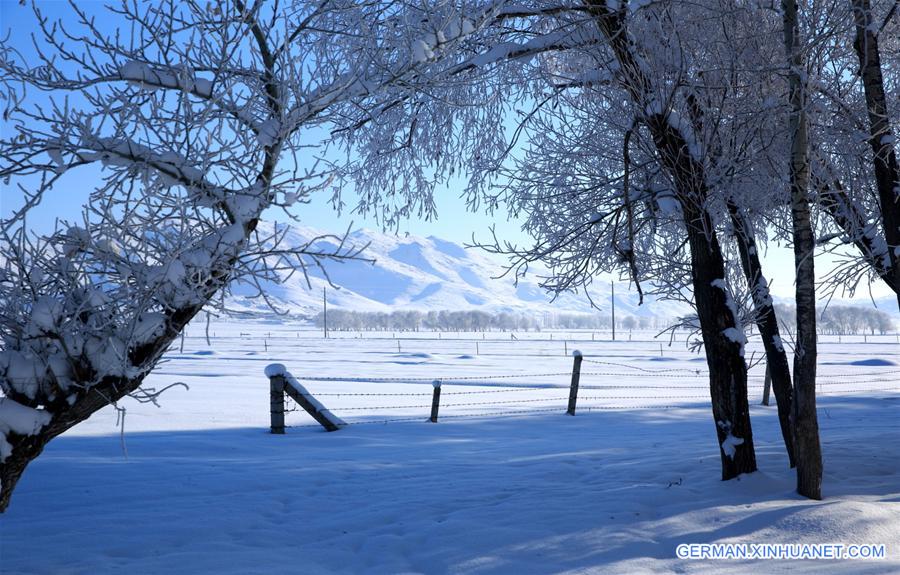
[227,222,689,319]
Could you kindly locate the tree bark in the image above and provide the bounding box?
[815,165,899,296]
[680,197,758,480]
[0,301,208,511]
[851,0,900,311]
[583,1,757,479]
[727,201,795,467]
[784,0,823,500]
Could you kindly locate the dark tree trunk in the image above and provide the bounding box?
[790,194,823,499]
[784,0,823,500]
[0,437,45,512]
[680,199,758,480]
[684,67,793,468]
[1,374,144,510]
[851,0,900,311]
[1,282,215,511]
[790,193,823,499]
[727,201,795,467]
[581,1,757,480]
[816,169,900,296]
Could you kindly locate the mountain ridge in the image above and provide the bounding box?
[227,223,688,319]
[226,222,900,323]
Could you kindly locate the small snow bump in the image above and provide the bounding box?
[256,118,280,148]
[265,363,286,378]
[412,39,434,63]
[721,433,744,459]
[772,335,784,353]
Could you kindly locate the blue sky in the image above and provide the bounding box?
[1,1,894,305]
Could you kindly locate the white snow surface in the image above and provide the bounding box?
[2,320,899,573]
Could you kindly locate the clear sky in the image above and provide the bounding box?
[1,1,895,307]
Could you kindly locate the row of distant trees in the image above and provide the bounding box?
[312,309,666,332]
[313,306,896,335]
[774,305,896,336]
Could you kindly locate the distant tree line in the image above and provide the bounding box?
[774,305,896,335]
[312,309,669,332]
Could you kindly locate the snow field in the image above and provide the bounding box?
[1,321,898,574]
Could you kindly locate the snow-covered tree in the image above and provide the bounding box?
[0,0,486,510]
[809,0,900,307]
[782,0,823,500]
[342,0,777,481]
[336,0,896,492]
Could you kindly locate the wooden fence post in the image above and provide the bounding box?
[566,351,583,416]
[430,380,442,423]
[761,364,772,406]
[266,364,345,432]
[270,374,285,434]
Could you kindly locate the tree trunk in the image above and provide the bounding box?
[815,164,899,296]
[583,0,757,480]
[784,0,823,500]
[1,377,141,510]
[0,436,45,511]
[1,299,209,511]
[727,201,795,467]
[851,0,900,311]
[681,201,758,480]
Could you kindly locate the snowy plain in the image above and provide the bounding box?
[1,321,899,574]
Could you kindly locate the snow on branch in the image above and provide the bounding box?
[0,399,52,462]
[119,61,213,98]
[77,137,232,208]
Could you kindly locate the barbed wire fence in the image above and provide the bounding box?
[266,356,900,431]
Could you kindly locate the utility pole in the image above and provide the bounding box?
[323,286,328,339]
[611,280,616,341]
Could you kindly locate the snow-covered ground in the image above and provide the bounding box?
[2,321,899,574]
